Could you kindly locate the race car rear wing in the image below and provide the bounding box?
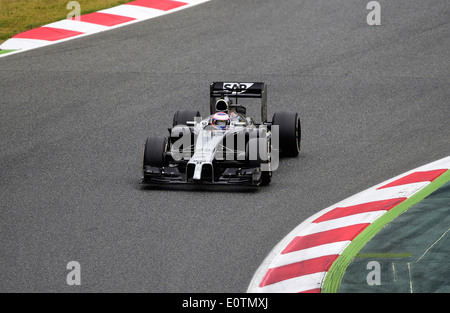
[210,82,268,123]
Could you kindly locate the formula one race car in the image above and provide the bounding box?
[141,82,301,186]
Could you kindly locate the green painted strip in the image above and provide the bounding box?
[355,253,412,258]
[321,169,450,293]
[0,50,16,55]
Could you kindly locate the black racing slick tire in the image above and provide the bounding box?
[272,111,301,157]
[143,136,168,168]
[173,110,201,127]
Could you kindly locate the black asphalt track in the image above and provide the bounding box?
[1,0,449,292]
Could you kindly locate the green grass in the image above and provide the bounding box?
[355,253,413,258]
[0,49,16,54]
[0,0,130,45]
[321,169,450,293]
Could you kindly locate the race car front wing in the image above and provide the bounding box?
[141,165,265,186]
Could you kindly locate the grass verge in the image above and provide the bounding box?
[0,0,130,46]
[321,169,450,293]
[0,49,17,55]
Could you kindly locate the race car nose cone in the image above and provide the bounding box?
[193,163,203,180]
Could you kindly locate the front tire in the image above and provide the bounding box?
[143,136,168,168]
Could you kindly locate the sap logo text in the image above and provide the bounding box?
[223,83,253,92]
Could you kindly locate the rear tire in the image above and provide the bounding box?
[272,111,301,157]
[173,110,201,127]
[143,136,168,168]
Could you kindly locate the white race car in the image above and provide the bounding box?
[141,82,301,186]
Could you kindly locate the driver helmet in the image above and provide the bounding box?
[211,112,230,130]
